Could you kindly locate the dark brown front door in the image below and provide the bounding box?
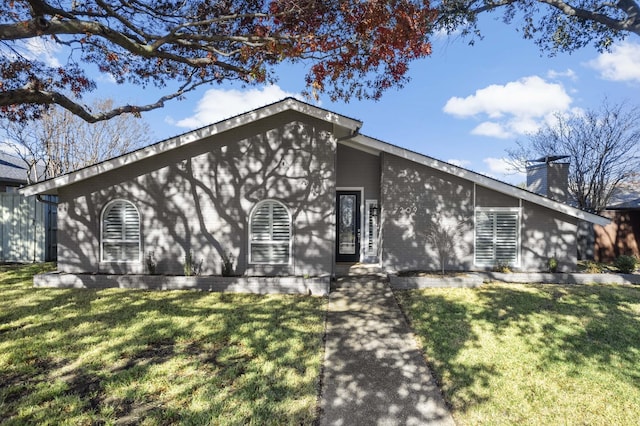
[336,191,361,262]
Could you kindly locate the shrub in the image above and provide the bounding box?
[548,257,558,273]
[582,261,603,274]
[184,250,202,276]
[146,251,157,275]
[493,261,512,273]
[615,255,638,274]
[221,252,235,277]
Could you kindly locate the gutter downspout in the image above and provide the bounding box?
[36,194,58,206]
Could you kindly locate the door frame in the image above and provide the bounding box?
[336,187,363,263]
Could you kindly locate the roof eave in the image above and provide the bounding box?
[20,98,362,197]
[349,134,610,227]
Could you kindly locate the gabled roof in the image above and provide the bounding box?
[20,97,608,226]
[342,135,609,226]
[606,181,640,210]
[0,151,33,183]
[20,97,362,196]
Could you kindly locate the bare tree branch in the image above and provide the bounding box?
[0,98,151,181]
[435,0,640,52]
[507,100,640,213]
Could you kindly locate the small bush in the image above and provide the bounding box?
[615,255,638,274]
[146,251,157,275]
[493,261,512,273]
[184,250,203,276]
[548,257,558,273]
[221,252,235,277]
[582,261,603,274]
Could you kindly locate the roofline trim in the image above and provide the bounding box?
[20,98,362,196]
[350,134,610,226]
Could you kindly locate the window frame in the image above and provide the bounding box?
[100,199,142,263]
[474,207,521,267]
[248,199,292,265]
[364,199,379,257]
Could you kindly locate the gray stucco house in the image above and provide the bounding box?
[22,98,607,279]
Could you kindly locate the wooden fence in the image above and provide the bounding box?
[0,193,56,263]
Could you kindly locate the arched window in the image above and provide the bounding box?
[249,200,291,264]
[101,200,141,262]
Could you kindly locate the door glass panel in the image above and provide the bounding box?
[339,195,356,255]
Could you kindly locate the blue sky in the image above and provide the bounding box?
[23,14,640,185]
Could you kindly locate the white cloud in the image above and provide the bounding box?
[25,38,61,67]
[547,68,577,81]
[484,157,514,175]
[443,76,573,138]
[173,85,302,128]
[587,41,640,83]
[471,122,511,139]
[482,157,525,184]
[0,37,62,68]
[446,159,471,168]
[97,73,117,84]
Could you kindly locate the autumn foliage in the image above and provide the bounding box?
[0,0,435,122]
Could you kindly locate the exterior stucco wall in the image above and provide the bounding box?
[380,153,475,272]
[57,111,336,276]
[380,153,579,272]
[475,185,519,208]
[336,144,380,200]
[521,201,577,272]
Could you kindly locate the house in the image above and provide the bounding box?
[0,151,56,262]
[21,98,607,282]
[0,151,36,192]
[594,183,640,262]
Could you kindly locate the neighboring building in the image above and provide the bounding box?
[0,151,57,262]
[594,184,640,262]
[0,151,35,192]
[524,157,639,263]
[21,98,607,278]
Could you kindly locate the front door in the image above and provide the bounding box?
[336,191,361,262]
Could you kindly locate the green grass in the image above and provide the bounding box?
[397,283,640,425]
[0,263,326,425]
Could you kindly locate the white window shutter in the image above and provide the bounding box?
[495,213,518,263]
[249,200,291,264]
[251,204,272,241]
[475,211,495,265]
[101,200,140,262]
[475,209,519,267]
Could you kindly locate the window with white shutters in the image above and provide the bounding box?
[474,208,520,267]
[365,200,379,256]
[101,200,141,262]
[249,200,291,264]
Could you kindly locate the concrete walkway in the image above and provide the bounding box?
[319,276,455,426]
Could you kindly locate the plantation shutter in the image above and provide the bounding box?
[102,200,140,262]
[475,209,519,266]
[250,201,291,264]
[475,211,495,265]
[365,200,379,255]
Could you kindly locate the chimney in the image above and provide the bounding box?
[526,155,570,203]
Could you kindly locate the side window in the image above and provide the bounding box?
[101,200,141,262]
[365,200,379,256]
[475,208,520,267]
[249,200,291,264]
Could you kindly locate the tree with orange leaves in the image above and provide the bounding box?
[0,0,435,123]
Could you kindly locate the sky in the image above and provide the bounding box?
[17,13,640,185]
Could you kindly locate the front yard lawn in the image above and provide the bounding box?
[397,283,640,425]
[0,263,326,425]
